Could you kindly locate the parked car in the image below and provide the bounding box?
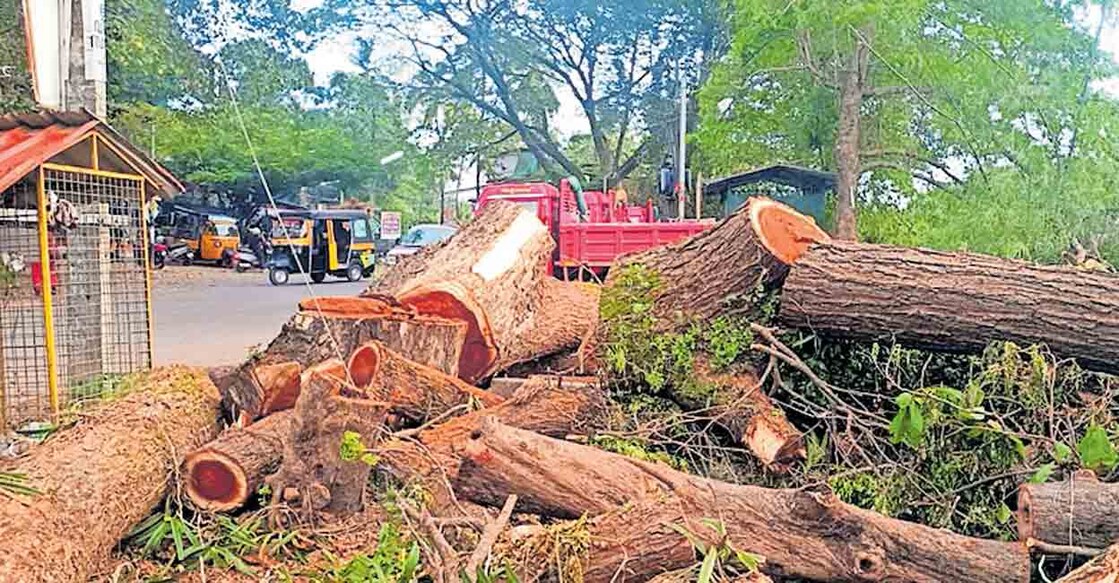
[385,224,457,264]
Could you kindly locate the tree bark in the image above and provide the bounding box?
[265,360,387,519]
[347,340,503,425]
[183,410,293,512]
[457,419,1029,583]
[692,362,804,468]
[778,241,1119,376]
[0,367,222,582]
[377,376,606,512]
[1057,544,1119,583]
[832,27,870,241]
[213,305,466,423]
[1018,472,1119,550]
[367,201,599,382]
[606,197,829,334]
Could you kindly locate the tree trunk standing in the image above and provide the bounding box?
[832,28,870,241]
[1018,473,1119,549]
[778,241,1119,376]
[0,367,222,582]
[461,420,1028,583]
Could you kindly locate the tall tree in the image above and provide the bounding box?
[323,0,722,184]
[696,0,1114,239]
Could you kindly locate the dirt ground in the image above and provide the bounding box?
[152,265,368,366]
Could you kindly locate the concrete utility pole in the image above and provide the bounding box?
[25,0,106,116]
[677,67,687,220]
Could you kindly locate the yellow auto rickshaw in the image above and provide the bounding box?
[183,214,241,266]
[266,209,378,285]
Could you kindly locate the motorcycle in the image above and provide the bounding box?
[166,243,195,265]
[151,240,168,270]
[234,227,270,273]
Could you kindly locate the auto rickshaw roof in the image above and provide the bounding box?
[273,208,371,220]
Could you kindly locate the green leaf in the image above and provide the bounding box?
[697,549,717,583]
[1078,425,1118,471]
[1053,442,1072,463]
[996,503,1012,524]
[889,394,925,448]
[734,550,763,572]
[1029,463,1055,484]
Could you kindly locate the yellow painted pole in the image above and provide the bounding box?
[36,167,60,417]
[141,181,155,366]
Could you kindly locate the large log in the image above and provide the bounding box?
[1018,472,1119,550]
[183,410,293,512]
[348,340,503,424]
[456,418,1029,583]
[599,198,820,466]
[214,303,466,423]
[0,367,222,582]
[376,376,606,511]
[366,201,600,382]
[607,197,829,334]
[1057,544,1119,582]
[778,240,1119,376]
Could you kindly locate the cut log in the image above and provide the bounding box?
[265,360,387,518]
[778,240,1119,376]
[366,201,600,382]
[347,340,503,424]
[1019,472,1119,550]
[607,197,829,334]
[254,361,303,417]
[1057,544,1119,582]
[214,307,466,423]
[692,362,804,468]
[456,419,1029,583]
[376,376,606,511]
[183,410,293,512]
[0,367,222,582]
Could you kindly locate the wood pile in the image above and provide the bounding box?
[5,199,1119,582]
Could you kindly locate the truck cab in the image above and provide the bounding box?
[476,180,712,278]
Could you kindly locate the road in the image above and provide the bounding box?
[152,266,368,366]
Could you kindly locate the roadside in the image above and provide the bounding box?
[152,266,368,367]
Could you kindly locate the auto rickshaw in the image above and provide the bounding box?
[190,215,240,265]
[266,209,378,285]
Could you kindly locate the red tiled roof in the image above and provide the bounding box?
[0,109,183,196]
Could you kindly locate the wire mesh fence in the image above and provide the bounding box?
[0,166,152,428]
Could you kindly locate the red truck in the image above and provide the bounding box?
[475,179,713,278]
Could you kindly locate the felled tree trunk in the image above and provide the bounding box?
[347,340,503,424]
[599,198,821,466]
[0,367,222,582]
[214,303,466,423]
[1058,544,1119,582]
[366,201,599,382]
[265,360,386,518]
[606,197,829,333]
[377,376,606,512]
[183,410,293,512]
[692,362,803,468]
[779,241,1119,376]
[1018,472,1119,550]
[457,419,1029,583]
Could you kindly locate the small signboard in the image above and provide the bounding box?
[380,211,401,240]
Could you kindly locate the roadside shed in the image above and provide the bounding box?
[0,109,182,428]
[703,164,835,223]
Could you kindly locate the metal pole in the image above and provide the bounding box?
[677,67,687,220]
[36,167,60,418]
[695,172,703,220]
